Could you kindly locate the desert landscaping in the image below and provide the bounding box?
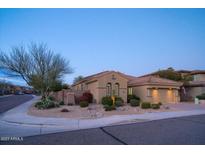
[28,101,180,119]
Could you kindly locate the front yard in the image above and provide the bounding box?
[28,103,180,119]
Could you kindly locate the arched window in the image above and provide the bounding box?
[115,83,120,96]
[106,83,112,96]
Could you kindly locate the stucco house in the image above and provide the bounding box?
[72,71,182,104]
[127,75,182,103]
[181,70,205,101]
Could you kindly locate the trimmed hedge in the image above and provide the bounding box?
[151,103,160,109]
[196,93,205,100]
[141,102,151,109]
[115,100,123,107]
[130,99,140,107]
[80,101,89,108]
[115,97,124,107]
[102,96,113,106]
[128,95,140,103]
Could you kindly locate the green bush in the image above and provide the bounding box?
[115,97,124,107]
[141,102,151,109]
[196,93,205,100]
[47,96,55,101]
[115,100,123,107]
[102,96,113,106]
[80,101,89,108]
[35,99,56,109]
[151,103,160,109]
[59,101,65,105]
[104,105,116,111]
[127,95,140,103]
[130,99,140,107]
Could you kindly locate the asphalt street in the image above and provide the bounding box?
[1,114,205,145]
[0,95,33,114]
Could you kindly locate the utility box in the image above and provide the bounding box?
[195,98,199,104]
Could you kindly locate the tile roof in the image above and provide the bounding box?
[72,70,182,87]
[128,75,182,87]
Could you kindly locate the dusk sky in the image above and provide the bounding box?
[0,9,205,86]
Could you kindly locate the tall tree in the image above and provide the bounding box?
[0,43,73,99]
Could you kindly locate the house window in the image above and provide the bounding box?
[147,89,152,97]
[115,83,120,96]
[81,84,83,91]
[106,83,112,96]
[128,88,133,95]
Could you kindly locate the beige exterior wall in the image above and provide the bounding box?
[87,81,99,103]
[185,87,205,101]
[130,85,180,103]
[97,73,128,103]
[193,74,205,81]
[73,72,128,104]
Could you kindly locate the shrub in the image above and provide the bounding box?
[158,102,162,106]
[104,105,116,111]
[115,100,123,107]
[83,92,93,103]
[141,102,151,109]
[115,97,124,107]
[127,95,140,103]
[59,101,65,105]
[102,96,113,106]
[80,101,89,108]
[130,99,140,107]
[196,93,205,100]
[151,103,160,109]
[61,108,69,112]
[35,101,43,108]
[75,95,88,104]
[47,96,55,101]
[35,99,56,109]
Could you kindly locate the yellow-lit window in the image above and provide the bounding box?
[128,88,133,95]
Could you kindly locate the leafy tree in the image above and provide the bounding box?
[62,84,70,89]
[73,75,84,84]
[156,68,182,81]
[0,43,73,99]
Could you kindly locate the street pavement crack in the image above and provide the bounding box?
[100,127,127,145]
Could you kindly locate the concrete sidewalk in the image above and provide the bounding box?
[1,96,205,137]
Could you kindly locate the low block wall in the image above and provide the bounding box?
[50,90,90,105]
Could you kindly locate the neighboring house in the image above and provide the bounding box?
[72,71,182,104]
[181,70,205,101]
[127,76,182,103]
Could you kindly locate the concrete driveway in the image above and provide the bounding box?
[1,97,205,138]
